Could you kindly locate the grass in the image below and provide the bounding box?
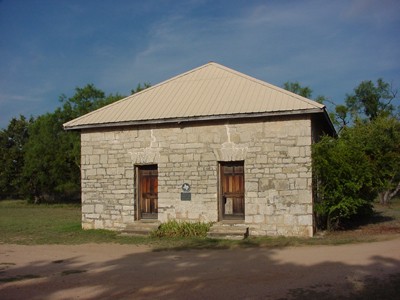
[0,199,399,249]
[0,200,147,245]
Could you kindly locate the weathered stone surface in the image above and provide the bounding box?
[80,117,314,237]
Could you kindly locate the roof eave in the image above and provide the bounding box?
[64,108,325,131]
[322,109,337,136]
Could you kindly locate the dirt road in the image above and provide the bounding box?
[1,238,400,299]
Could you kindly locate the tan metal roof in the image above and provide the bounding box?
[64,62,327,130]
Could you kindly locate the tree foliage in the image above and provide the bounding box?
[346,78,398,121]
[284,79,400,229]
[1,82,151,203]
[313,116,400,229]
[21,84,125,203]
[283,81,313,98]
[131,82,151,95]
[0,116,32,199]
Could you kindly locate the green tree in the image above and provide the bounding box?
[283,81,313,98]
[345,79,398,121]
[359,116,400,204]
[22,112,76,202]
[313,116,400,229]
[313,131,374,230]
[0,116,32,199]
[131,82,151,95]
[22,84,124,203]
[283,81,346,131]
[60,84,123,120]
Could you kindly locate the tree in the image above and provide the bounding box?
[283,81,313,98]
[345,79,398,121]
[313,116,400,229]
[1,82,152,202]
[131,82,151,95]
[0,116,32,199]
[358,116,400,205]
[312,131,375,230]
[22,112,75,202]
[22,84,124,203]
[282,81,348,132]
[60,84,123,120]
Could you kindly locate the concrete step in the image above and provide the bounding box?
[208,222,249,240]
[121,220,161,236]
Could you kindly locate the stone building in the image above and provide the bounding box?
[64,62,335,237]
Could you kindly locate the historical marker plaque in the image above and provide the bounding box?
[181,192,191,201]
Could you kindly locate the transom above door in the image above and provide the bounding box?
[137,165,158,220]
[219,161,245,220]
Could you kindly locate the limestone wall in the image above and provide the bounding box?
[80,116,314,237]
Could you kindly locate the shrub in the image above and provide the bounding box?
[151,220,212,238]
[312,131,374,230]
[312,117,400,230]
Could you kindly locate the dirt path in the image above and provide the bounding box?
[1,238,400,299]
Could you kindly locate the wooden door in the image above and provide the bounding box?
[138,165,158,219]
[220,162,244,220]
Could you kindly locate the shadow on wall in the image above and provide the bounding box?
[1,241,400,299]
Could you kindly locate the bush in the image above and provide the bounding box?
[313,130,374,230]
[151,220,212,238]
[312,117,400,230]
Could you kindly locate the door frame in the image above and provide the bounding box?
[135,164,158,220]
[218,161,245,221]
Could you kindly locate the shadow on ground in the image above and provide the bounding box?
[1,240,400,299]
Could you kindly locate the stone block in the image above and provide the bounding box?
[298,215,312,226]
[288,147,300,157]
[290,204,306,215]
[85,169,97,177]
[273,179,289,190]
[170,154,183,162]
[295,157,310,163]
[81,146,93,155]
[94,219,104,229]
[256,155,268,163]
[297,136,311,146]
[275,173,287,179]
[259,178,273,191]
[295,178,308,189]
[95,204,104,213]
[246,181,259,192]
[82,204,95,213]
[297,190,312,204]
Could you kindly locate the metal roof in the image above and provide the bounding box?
[64,62,328,130]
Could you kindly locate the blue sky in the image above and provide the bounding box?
[1,0,399,128]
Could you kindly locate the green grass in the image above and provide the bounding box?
[0,200,147,245]
[0,199,399,249]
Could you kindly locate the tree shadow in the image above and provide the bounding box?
[340,210,395,231]
[1,241,399,299]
